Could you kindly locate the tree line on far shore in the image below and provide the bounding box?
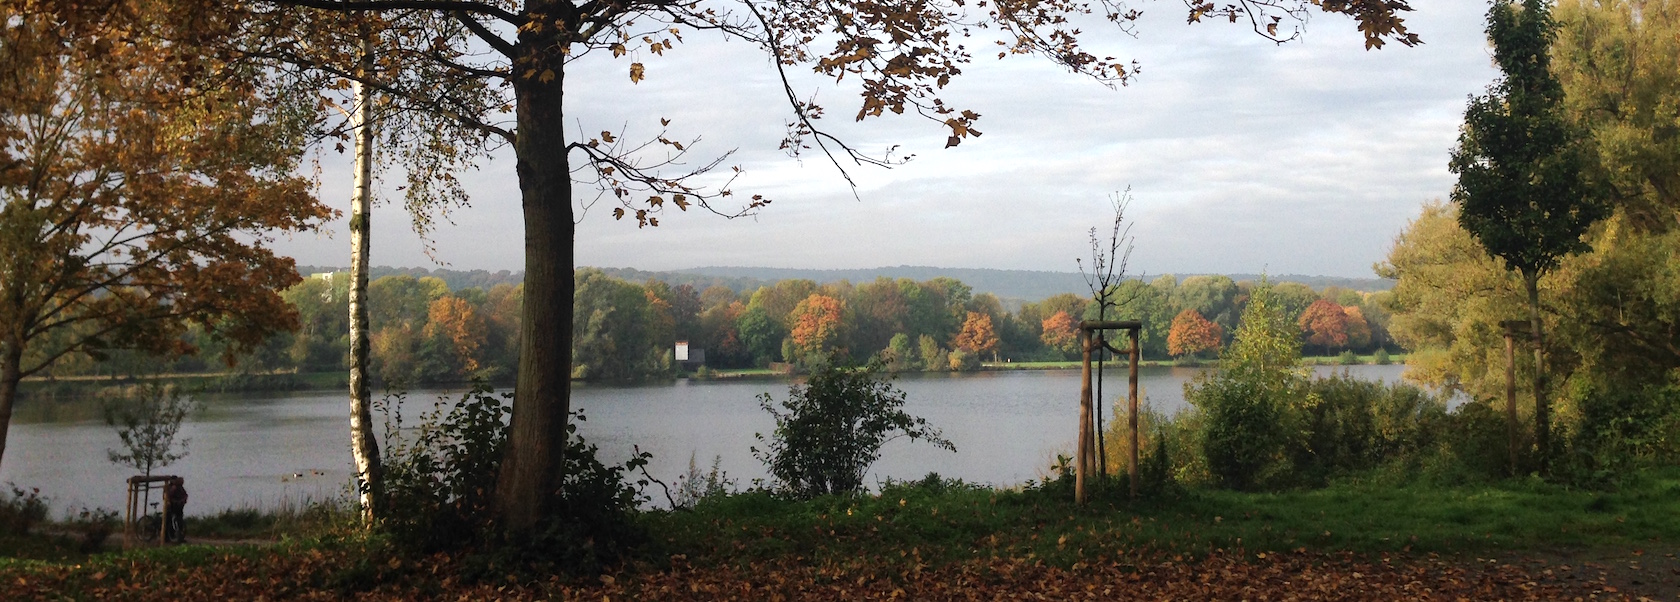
[39,269,1397,386]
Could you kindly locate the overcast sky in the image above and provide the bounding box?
[272,0,1498,279]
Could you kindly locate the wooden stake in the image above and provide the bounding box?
[1077,327,1093,505]
[1128,327,1140,498]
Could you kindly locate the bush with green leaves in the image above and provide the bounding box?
[1563,382,1680,485]
[0,484,48,536]
[1187,282,1308,491]
[753,363,954,498]
[1291,373,1449,484]
[378,383,649,575]
[1373,348,1392,365]
[378,386,508,553]
[1438,400,1521,482]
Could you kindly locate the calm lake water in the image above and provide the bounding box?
[0,365,1407,515]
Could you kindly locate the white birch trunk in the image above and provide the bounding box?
[348,26,382,525]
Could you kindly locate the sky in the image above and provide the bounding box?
[272,0,1500,279]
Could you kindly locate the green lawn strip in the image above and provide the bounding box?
[650,471,1680,571]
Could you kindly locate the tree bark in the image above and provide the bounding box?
[1505,327,1517,476]
[1128,328,1139,498]
[495,17,574,528]
[1094,308,1105,478]
[1526,272,1548,475]
[347,24,382,526]
[0,337,21,473]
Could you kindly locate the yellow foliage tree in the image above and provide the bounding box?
[953,312,1000,360]
[425,297,488,373]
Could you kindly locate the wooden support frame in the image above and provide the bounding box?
[1077,320,1142,505]
[123,475,175,548]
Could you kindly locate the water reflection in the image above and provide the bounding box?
[1,364,1408,514]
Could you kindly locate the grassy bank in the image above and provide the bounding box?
[652,469,1680,568]
[2,469,1671,599]
[981,354,1409,371]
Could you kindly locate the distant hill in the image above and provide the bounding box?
[665,266,1394,301]
[296,265,524,292]
[299,264,1394,300]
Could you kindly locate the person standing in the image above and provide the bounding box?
[163,477,188,543]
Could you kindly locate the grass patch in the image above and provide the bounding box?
[648,468,1680,570]
[1301,353,1410,365]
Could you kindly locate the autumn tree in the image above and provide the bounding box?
[1451,0,1609,469]
[221,0,1422,526]
[423,296,488,373]
[1343,306,1373,350]
[0,4,330,470]
[953,311,1001,361]
[788,294,844,364]
[1298,299,1351,354]
[1167,309,1223,359]
[1040,311,1082,358]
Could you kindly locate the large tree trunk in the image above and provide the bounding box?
[1526,272,1548,474]
[496,20,574,528]
[0,337,21,472]
[347,25,382,526]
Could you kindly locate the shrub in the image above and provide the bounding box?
[753,363,954,498]
[1188,281,1306,491]
[1337,350,1360,365]
[0,484,48,536]
[1439,400,1520,482]
[68,507,119,552]
[1373,348,1392,365]
[378,383,649,575]
[670,453,735,510]
[1291,374,1448,484]
[1564,382,1680,484]
[1193,371,1296,490]
[379,386,510,553]
[947,349,981,372]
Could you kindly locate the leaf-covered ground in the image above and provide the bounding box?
[0,543,1661,601]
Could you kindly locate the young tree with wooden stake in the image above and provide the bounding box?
[1077,189,1136,479]
[1450,0,1608,474]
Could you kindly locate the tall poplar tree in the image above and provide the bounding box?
[1449,0,1608,472]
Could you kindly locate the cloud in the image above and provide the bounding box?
[273,0,1495,278]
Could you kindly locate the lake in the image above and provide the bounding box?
[0,364,1408,515]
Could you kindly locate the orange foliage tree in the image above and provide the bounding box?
[0,7,330,470]
[1040,311,1081,357]
[1343,306,1373,349]
[1167,309,1224,358]
[424,297,489,373]
[1298,299,1350,352]
[953,311,1001,360]
[789,294,845,360]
